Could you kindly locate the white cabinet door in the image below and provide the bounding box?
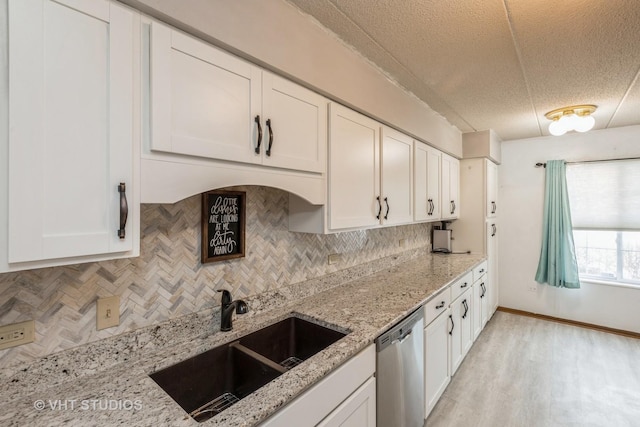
[424,309,451,418]
[487,220,499,315]
[486,159,498,218]
[150,22,327,175]
[380,127,413,226]
[8,0,136,263]
[472,276,485,341]
[459,288,474,357]
[448,298,463,375]
[427,147,442,221]
[261,72,326,173]
[414,142,441,222]
[328,104,380,230]
[260,346,375,427]
[150,21,262,164]
[441,154,460,220]
[317,377,376,427]
[474,273,490,331]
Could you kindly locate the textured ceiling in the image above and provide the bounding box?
[285,0,640,141]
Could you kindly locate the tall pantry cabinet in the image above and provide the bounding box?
[450,130,501,320]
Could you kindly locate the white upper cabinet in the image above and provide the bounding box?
[290,104,415,233]
[380,127,413,226]
[414,142,441,222]
[149,21,326,174]
[441,154,460,220]
[4,0,139,270]
[328,104,381,230]
[261,72,326,173]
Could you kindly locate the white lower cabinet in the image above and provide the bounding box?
[317,377,376,427]
[472,272,489,341]
[424,263,488,420]
[424,307,451,418]
[260,345,375,427]
[449,286,473,375]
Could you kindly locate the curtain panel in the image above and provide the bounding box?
[535,160,581,288]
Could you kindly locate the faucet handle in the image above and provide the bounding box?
[217,289,232,306]
[235,300,248,314]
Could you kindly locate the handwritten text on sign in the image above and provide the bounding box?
[209,196,239,255]
[202,190,245,263]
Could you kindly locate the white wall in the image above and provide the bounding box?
[118,0,462,157]
[499,125,640,333]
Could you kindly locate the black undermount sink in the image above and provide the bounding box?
[149,315,347,423]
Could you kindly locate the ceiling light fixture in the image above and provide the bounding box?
[545,104,597,136]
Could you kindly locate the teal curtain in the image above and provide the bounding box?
[535,160,581,288]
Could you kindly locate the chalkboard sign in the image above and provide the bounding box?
[201,190,246,263]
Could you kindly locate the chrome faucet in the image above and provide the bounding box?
[217,289,248,331]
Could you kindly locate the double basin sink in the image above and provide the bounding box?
[150,315,347,423]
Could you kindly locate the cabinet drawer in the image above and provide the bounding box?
[424,288,451,325]
[473,261,488,282]
[450,271,473,302]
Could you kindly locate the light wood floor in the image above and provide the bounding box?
[426,310,640,427]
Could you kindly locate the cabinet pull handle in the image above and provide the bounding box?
[450,200,455,215]
[384,197,390,220]
[427,199,433,215]
[376,196,382,219]
[254,115,262,154]
[480,282,486,298]
[479,268,485,274]
[449,314,455,335]
[491,224,497,237]
[435,301,445,309]
[491,201,497,214]
[265,118,274,156]
[462,300,469,319]
[460,282,468,288]
[118,183,128,239]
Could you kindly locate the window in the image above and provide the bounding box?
[573,230,640,285]
[566,158,640,286]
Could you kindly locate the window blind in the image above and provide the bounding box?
[566,159,640,230]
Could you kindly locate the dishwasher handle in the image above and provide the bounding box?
[392,328,413,344]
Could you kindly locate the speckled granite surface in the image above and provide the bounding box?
[0,248,483,426]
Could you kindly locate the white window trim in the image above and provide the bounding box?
[579,277,640,290]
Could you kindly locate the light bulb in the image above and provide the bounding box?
[564,113,582,131]
[557,113,571,130]
[549,119,567,136]
[574,114,595,132]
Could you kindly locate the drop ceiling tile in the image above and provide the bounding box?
[286,0,640,140]
[505,0,640,132]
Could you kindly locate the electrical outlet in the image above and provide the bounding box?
[527,285,538,292]
[96,296,120,330]
[399,238,407,247]
[328,253,341,265]
[0,320,35,350]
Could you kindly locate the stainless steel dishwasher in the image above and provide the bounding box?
[376,307,424,427]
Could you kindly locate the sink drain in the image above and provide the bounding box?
[279,356,303,370]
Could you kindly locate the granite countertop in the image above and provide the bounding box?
[0,249,484,426]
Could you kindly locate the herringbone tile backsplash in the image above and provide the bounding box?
[0,186,431,366]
